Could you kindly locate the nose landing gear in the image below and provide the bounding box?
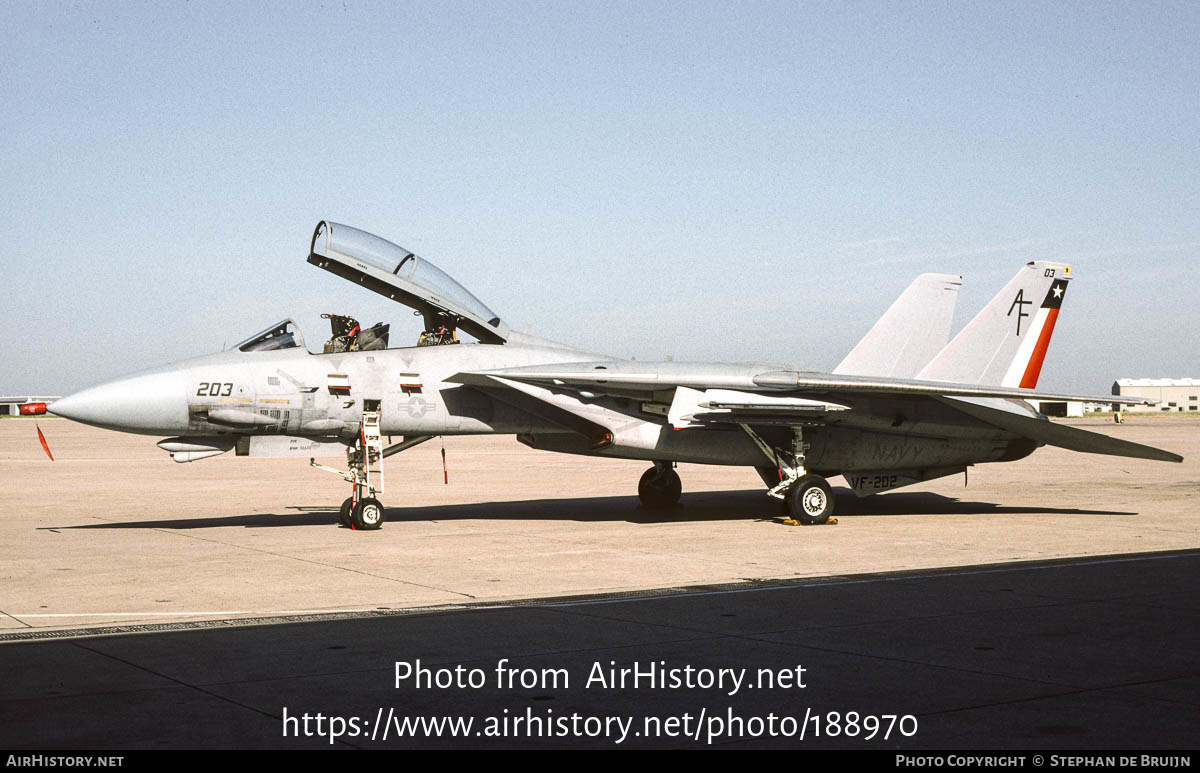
[335,495,385,529]
[311,403,389,531]
[351,497,385,530]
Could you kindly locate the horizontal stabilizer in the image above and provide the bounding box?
[942,397,1182,463]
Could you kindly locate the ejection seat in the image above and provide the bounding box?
[322,313,390,353]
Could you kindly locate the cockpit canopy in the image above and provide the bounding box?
[236,319,305,352]
[308,221,510,344]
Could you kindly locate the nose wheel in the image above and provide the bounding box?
[337,495,385,529]
[351,497,384,530]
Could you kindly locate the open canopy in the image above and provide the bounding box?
[308,221,510,344]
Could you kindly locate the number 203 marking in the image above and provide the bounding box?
[197,382,233,396]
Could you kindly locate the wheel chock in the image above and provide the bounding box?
[776,516,836,527]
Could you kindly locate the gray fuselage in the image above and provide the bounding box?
[51,337,1034,476]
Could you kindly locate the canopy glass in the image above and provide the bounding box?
[311,221,500,326]
[235,319,305,352]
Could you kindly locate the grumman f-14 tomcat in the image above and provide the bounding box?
[50,221,1182,530]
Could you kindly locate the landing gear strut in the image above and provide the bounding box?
[741,424,836,525]
[638,461,682,508]
[315,427,437,531]
[311,402,389,531]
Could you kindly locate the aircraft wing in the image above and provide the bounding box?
[449,361,1182,463]
[457,361,1154,406]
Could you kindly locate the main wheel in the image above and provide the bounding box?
[351,497,385,530]
[338,497,354,528]
[638,466,682,508]
[786,475,835,525]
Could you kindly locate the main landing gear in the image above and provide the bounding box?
[784,475,835,525]
[638,461,682,508]
[743,424,836,525]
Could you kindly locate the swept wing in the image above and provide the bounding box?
[450,362,1181,463]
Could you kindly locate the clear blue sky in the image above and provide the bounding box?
[2,1,1197,396]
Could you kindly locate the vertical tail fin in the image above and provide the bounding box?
[915,261,1071,388]
[834,273,962,378]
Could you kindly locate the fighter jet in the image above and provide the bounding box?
[50,221,1182,530]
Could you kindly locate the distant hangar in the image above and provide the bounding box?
[1113,378,1200,413]
[1031,378,1198,417]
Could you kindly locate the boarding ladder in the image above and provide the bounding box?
[354,401,384,503]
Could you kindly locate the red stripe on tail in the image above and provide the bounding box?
[1018,308,1060,389]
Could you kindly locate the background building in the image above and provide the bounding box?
[1030,400,1085,417]
[1112,379,1200,413]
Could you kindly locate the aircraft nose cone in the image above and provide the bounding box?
[51,365,188,434]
